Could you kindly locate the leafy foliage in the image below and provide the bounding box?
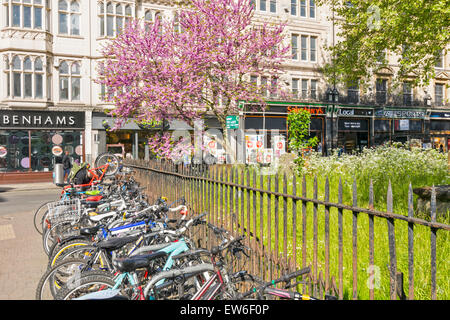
[287,109,319,168]
[317,0,450,89]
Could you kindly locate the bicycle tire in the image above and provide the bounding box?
[48,240,95,269]
[36,258,94,300]
[42,221,78,256]
[55,271,119,300]
[33,201,52,235]
[94,152,120,177]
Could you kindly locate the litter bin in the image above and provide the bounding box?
[53,163,64,185]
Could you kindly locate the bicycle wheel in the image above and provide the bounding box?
[42,221,79,256]
[33,201,52,235]
[55,271,120,300]
[94,152,120,177]
[48,239,95,269]
[36,258,94,300]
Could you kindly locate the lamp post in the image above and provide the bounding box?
[326,87,339,155]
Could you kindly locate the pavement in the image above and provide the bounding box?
[0,183,61,300]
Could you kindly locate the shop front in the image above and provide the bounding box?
[374,108,426,147]
[429,111,450,152]
[243,102,326,164]
[0,110,85,183]
[335,107,373,153]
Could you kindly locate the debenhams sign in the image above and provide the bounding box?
[0,110,85,129]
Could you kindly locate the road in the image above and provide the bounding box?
[0,184,61,300]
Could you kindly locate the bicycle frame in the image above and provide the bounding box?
[190,268,225,300]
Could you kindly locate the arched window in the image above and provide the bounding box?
[59,61,69,100]
[59,60,81,101]
[100,2,133,37]
[59,0,80,35]
[23,57,32,97]
[12,56,22,97]
[34,57,43,98]
[144,10,151,32]
[6,55,46,99]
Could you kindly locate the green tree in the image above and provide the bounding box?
[287,109,319,169]
[318,0,449,89]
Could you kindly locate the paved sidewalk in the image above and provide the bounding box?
[0,187,61,300]
[0,182,60,193]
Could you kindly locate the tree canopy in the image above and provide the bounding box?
[318,0,450,89]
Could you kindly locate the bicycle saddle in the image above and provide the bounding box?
[112,251,168,273]
[94,234,141,251]
[79,225,101,237]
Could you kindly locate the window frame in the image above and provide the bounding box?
[59,60,81,101]
[58,0,80,36]
[4,0,44,30]
[5,54,47,100]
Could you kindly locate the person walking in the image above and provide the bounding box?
[62,150,72,182]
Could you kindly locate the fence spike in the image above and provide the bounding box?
[430,185,437,300]
[386,179,397,300]
[407,183,414,300]
[369,179,375,300]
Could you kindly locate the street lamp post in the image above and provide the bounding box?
[326,87,339,155]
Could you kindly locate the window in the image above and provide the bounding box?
[292,78,299,98]
[402,82,412,106]
[270,77,278,97]
[435,50,444,69]
[59,60,81,101]
[99,1,132,37]
[6,55,46,99]
[291,34,298,60]
[290,0,296,16]
[435,84,444,106]
[260,0,266,11]
[310,79,317,99]
[347,82,359,104]
[299,0,314,18]
[300,0,306,17]
[376,79,387,104]
[301,79,308,98]
[309,0,315,18]
[5,0,43,29]
[301,35,307,61]
[260,76,268,97]
[310,36,317,62]
[269,0,276,13]
[58,0,80,35]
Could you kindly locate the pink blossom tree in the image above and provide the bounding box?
[97,0,291,161]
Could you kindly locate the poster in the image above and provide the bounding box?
[273,135,286,158]
[245,135,264,164]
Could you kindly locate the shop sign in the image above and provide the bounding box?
[430,112,450,119]
[226,115,239,129]
[287,106,325,115]
[337,108,373,116]
[338,119,369,131]
[374,109,425,119]
[0,110,85,129]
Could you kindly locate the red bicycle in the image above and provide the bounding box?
[60,152,120,197]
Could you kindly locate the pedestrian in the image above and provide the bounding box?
[317,142,322,155]
[62,150,72,182]
[439,144,444,153]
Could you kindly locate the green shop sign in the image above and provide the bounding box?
[226,115,239,129]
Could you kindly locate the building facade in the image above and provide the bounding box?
[0,0,448,179]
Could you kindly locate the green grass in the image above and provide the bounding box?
[191,163,449,300]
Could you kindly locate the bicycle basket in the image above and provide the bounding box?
[46,199,82,225]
